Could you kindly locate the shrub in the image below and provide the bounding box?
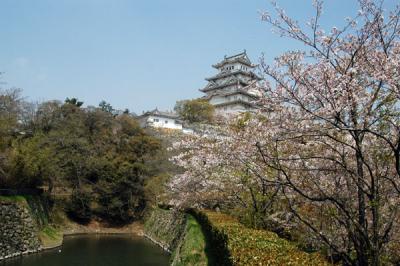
[191,210,330,266]
[174,99,214,123]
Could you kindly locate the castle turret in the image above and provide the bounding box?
[200,51,263,115]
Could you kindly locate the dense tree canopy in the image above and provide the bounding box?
[0,90,163,224]
[174,99,214,123]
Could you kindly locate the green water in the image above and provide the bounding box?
[2,235,170,266]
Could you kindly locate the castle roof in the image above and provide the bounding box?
[205,69,262,82]
[139,108,180,120]
[202,89,259,100]
[202,80,264,100]
[212,50,256,69]
[212,99,258,109]
[201,75,252,92]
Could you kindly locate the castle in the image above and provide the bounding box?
[139,51,264,130]
[200,50,263,115]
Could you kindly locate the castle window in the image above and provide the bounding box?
[165,120,168,124]
[154,118,159,122]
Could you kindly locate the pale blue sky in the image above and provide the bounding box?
[0,0,396,113]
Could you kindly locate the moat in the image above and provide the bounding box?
[2,235,170,266]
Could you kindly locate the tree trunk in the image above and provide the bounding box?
[355,136,369,266]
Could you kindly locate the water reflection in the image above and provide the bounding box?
[2,235,170,266]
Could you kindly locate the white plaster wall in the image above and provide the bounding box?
[209,95,228,105]
[210,93,253,106]
[235,63,250,71]
[145,115,183,130]
[215,103,257,116]
[218,61,254,73]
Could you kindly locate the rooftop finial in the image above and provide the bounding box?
[244,49,247,54]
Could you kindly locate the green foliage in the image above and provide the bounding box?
[65,97,83,107]
[0,195,26,203]
[40,225,60,240]
[175,99,214,123]
[144,208,187,252]
[95,166,146,224]
[0,88,22,185]
[0,91,163,225]
[144,174,170,205]
[98,100,114,113]
[192,210,329,266]
[25,195,51,228]
[172,214,208,266]
[66,189,93,224]
[39,225,63,248]
[7,134,59,189]
[144,208,209,266]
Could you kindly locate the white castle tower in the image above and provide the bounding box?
[200,50,263,115]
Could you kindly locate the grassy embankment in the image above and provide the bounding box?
[38,225,63,249]
[171,214,208,266]
[0,195,26,203]
[144,208,209,265]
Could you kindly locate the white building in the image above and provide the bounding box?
[200,51,264,115]
[138,109,183,130]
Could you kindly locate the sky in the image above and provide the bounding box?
[0,0,397,113]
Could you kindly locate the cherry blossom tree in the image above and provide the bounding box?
[258,1,400,264]
[169,115,280,217]
[170,1,400,265]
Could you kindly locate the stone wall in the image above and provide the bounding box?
[144,208,186,253]
[144,208,209,265]
[0,199,42,260]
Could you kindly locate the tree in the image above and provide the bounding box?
[0,88,23,138]
[258,1,400,264]
[98,100,114,113]
[34,101,62,133]
[0,90,163,225]
[174,99,214,123]
[0,88,23,187]
[65,97,83,107]
[8,134,59,191]
[170,1,400,264]
[66,189,93,224]
[169,115,283,226]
